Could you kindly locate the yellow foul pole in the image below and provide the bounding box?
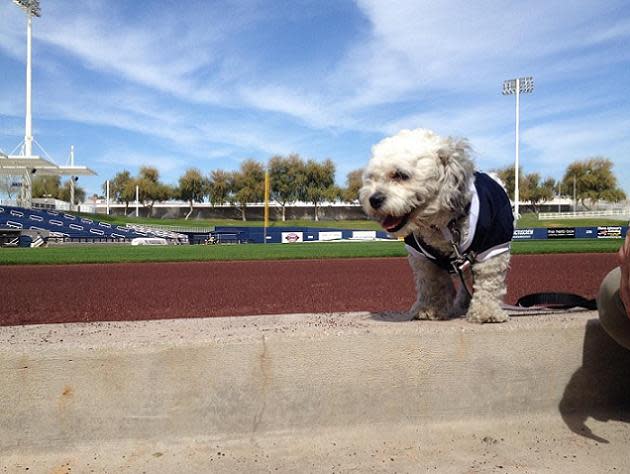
[263,170,270,243]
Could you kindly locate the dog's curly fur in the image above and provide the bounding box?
[359,129,511,323]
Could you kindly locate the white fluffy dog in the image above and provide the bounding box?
[359,129,514,323]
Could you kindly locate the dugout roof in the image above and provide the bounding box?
[0,155,96,176]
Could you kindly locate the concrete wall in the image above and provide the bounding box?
[2,311,630,452]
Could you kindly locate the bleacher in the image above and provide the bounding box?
[125,224,188,244]
[0,205,152,243]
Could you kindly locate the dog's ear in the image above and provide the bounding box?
[437,148,450,166]
[437,139,470,166]
[437,138,475,211]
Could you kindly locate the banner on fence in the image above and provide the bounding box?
[597,226,623,239]
[319,231,343,241]
[281,231,303,243]
[512,228,535,240]
[351,230,376,240]
[547,227,576,239]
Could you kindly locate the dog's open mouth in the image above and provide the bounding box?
[381,212,411,233]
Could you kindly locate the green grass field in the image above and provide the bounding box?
[0,241,407,265]
[0,238,624,265]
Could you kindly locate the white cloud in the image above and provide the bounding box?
[2,0,630,195]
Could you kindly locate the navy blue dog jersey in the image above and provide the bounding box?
[405,172,514,267]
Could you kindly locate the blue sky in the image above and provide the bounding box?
[1,0,629,197]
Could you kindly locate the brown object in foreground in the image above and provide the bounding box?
[0,254,618,326]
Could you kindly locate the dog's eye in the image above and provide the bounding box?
[391,170,410,181]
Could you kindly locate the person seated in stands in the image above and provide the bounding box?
[598,232,630,350]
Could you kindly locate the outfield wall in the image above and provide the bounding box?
[213,226,392,244]
[514,226,628,241]
[207,225,628,244]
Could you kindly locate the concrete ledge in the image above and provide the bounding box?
[2,312,630,465]
[4,416,630,473]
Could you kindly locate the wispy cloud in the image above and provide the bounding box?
[96,150,185,173]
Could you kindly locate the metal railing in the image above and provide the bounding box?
[126,223,214,233]
[538,209,630,220]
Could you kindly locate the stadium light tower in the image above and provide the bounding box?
[502,76,534,220]
[13,0,41,158]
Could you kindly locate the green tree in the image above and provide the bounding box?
[232,160,265,221]
[520,173,555,214]
[268,153,305,221]
[208,169,233,207]
[178,168,209,219]
[137,166,171,215]
[561,158,626,209]
[31,175,61,199]
[494,165,519,201]
[59,179,86,205]
[299,159,337,221]
[104,171,136,214]
[494,165,556,213]
[342,168,363,203]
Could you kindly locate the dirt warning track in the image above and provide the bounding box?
[0,253,619,326]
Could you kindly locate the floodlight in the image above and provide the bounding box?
[501,75,535,219]
[12,0,41,17]
[502,79,516,95]
[502,76,534,96]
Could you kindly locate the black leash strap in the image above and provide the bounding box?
[516,292,597,310]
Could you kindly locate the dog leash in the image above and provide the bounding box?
[515,292,597,310]
[411,222,596,311]
[407,219,477,298]
[446,220,476,299]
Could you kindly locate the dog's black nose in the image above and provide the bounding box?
[369,192,386,210]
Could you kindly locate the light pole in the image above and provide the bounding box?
[502,76,534,220]
[13,1,41,209]
[13,0,41,158]
[69,145,75,211]
[263,170,270,244]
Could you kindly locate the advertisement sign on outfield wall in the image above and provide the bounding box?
[351,230,377,240]
[597,226,623,239]
[547,227,576,239]
[319,231,343,241]
[511,228,549,240]
[281,231,303,243]
[512,228,535,240]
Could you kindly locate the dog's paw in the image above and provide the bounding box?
[411,308,449,321]
[466,301,509,324]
